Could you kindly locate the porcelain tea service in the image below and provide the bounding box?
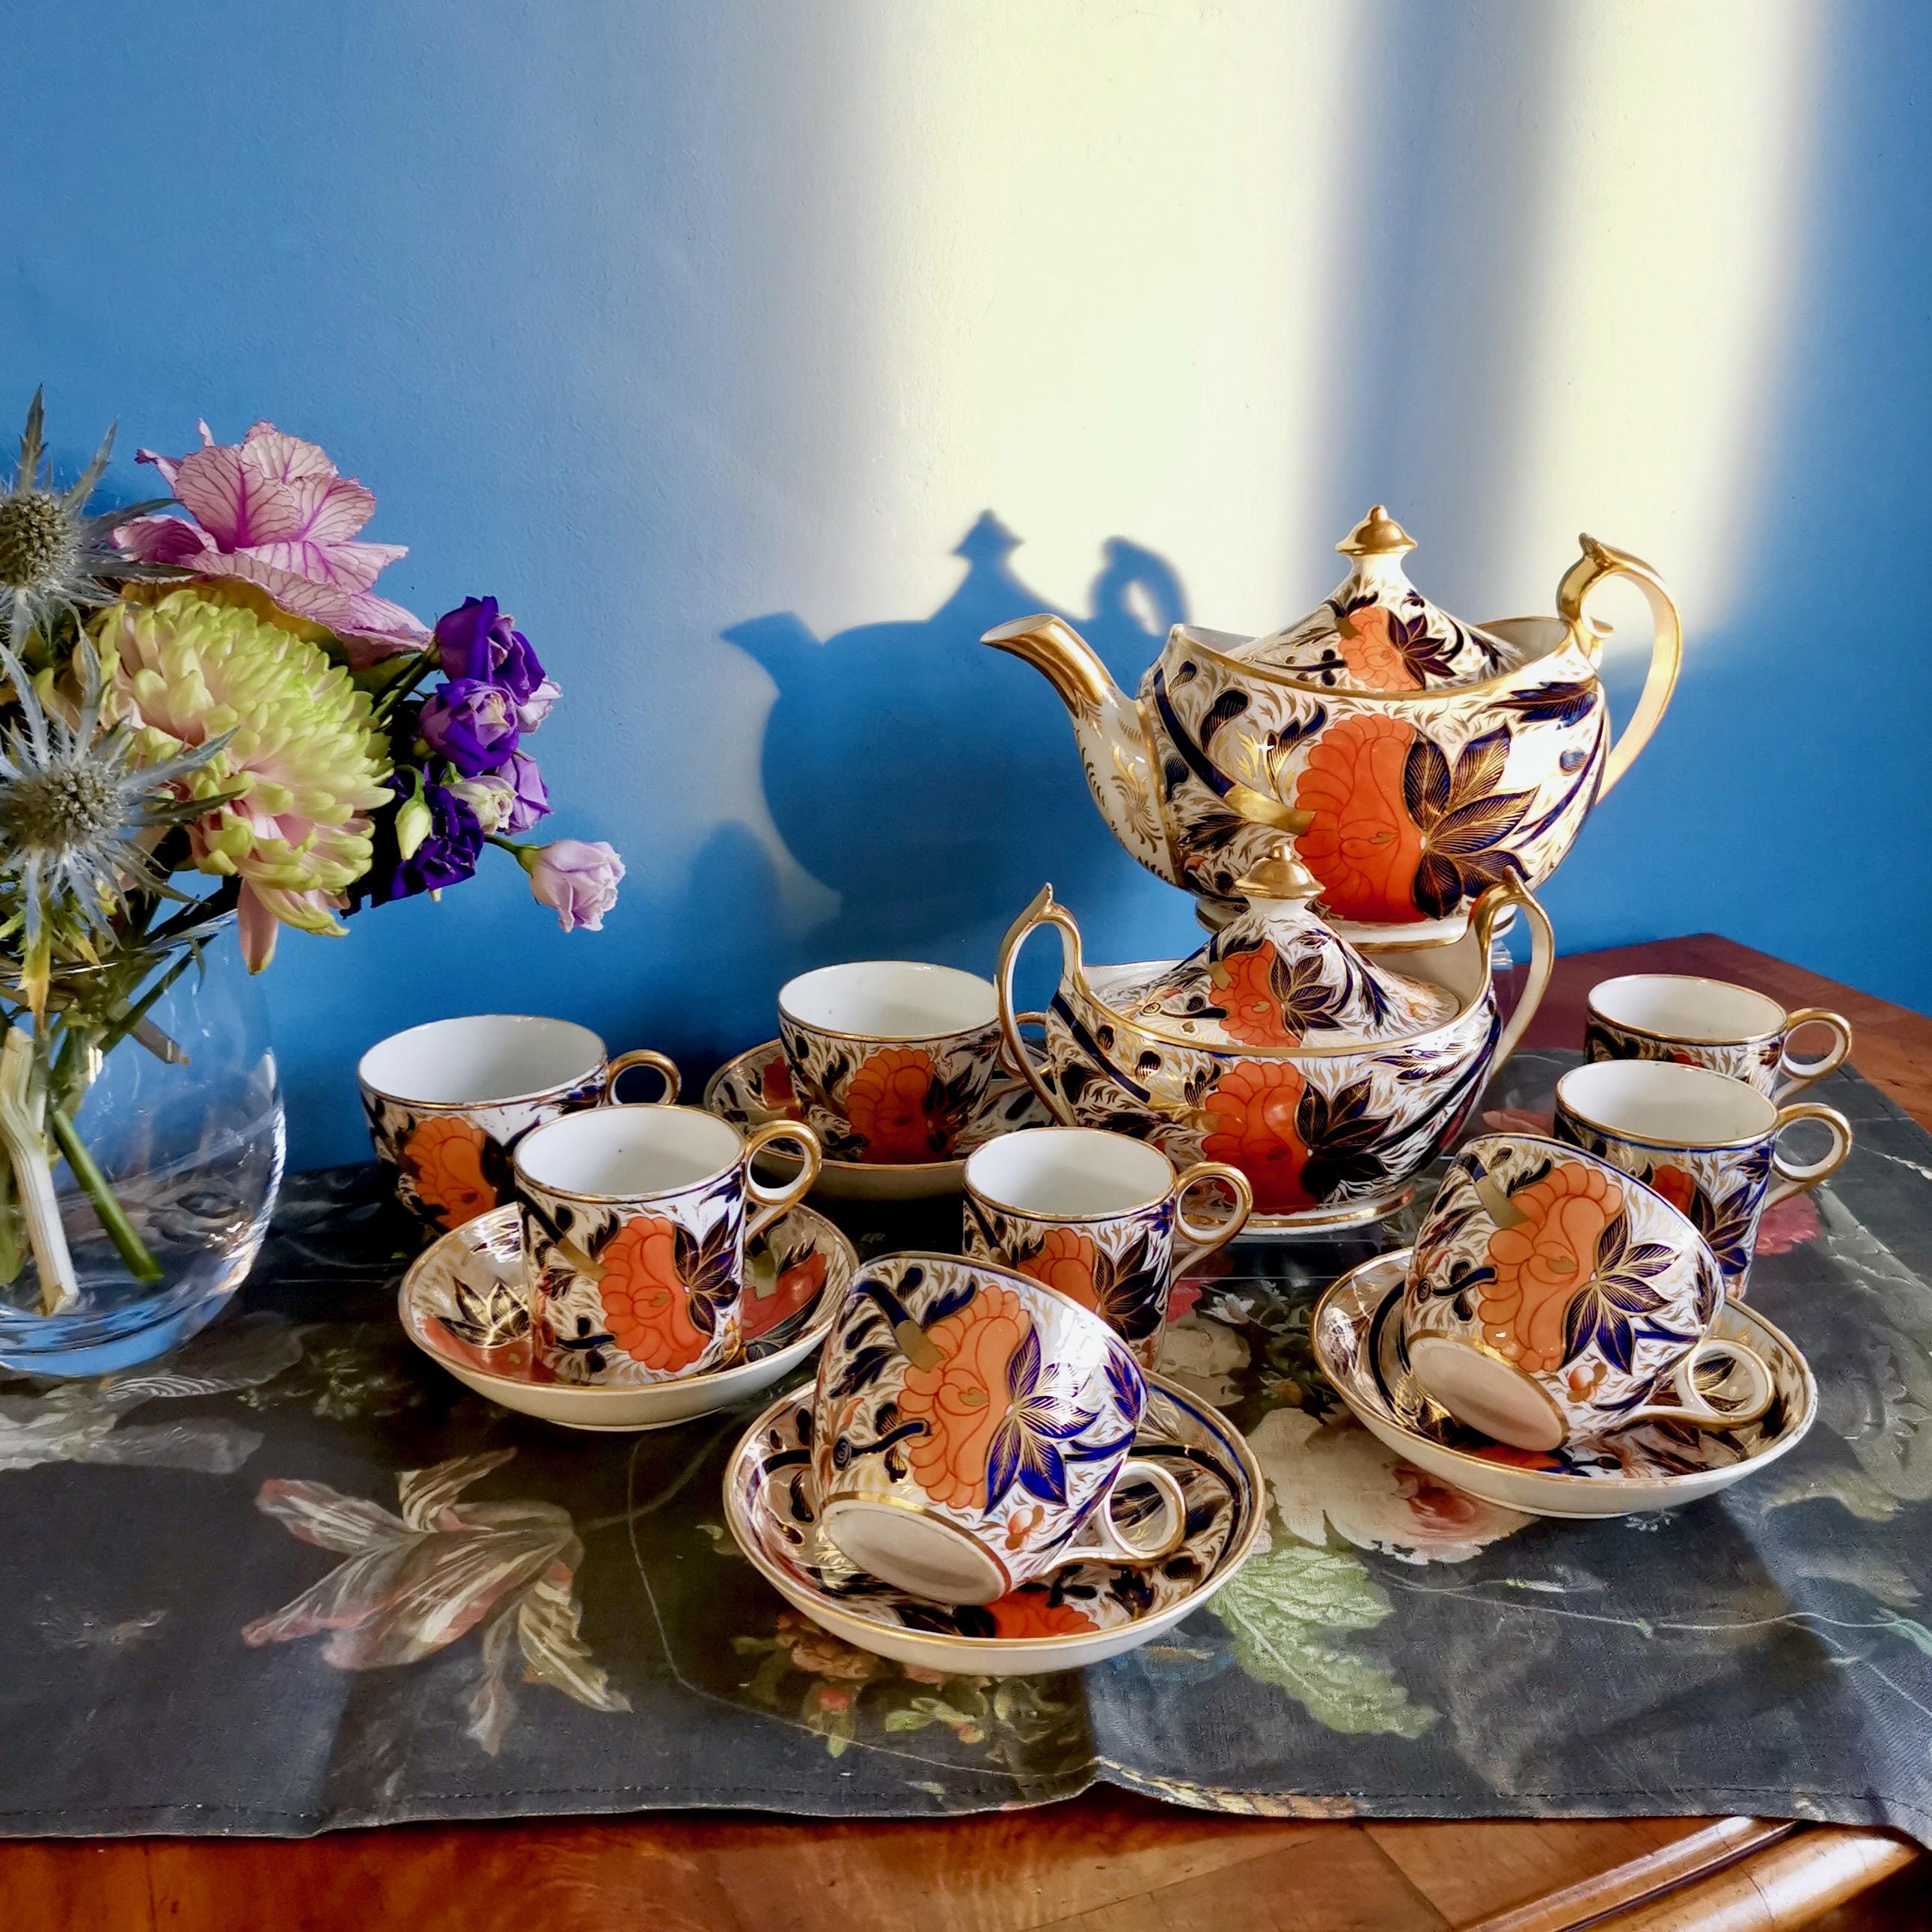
[985,507,1682,938]
[961,1127,1251,1366]
[1585,973,1853,1101]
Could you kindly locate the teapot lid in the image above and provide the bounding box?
[1112,845,1458,1051]
[1245,507,1522,690]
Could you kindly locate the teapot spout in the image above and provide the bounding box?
[982,614,1181,886]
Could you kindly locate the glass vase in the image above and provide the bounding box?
[0,926,284,1377]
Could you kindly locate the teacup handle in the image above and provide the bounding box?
[604,1049,681,1105]
[1765,1101,1853,1208]
[1061,1458,1188,1567]
[742,1121,823,1240]
[1172,1161,1253,1274]
[1775,1010,1853,1101]
[1623,1336,1776,1433]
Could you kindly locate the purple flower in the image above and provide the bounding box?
[350,777,485,908]
[420,679,519,777]
[498,751,550,831]
[515,677,560,733]
[520,839,623,932]
[434,596,546,705]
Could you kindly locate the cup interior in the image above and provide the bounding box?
[1558,1059,1775,1147]
[779,961,997,1041]
[516,1104,742,1198]
[966,1127,1173,1218]
[358,1014,604,1107]
[1591,974,1784,1045]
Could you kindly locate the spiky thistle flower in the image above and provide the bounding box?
[101,590,392,970]
[0,390,180,650]
[0,638,226,1015]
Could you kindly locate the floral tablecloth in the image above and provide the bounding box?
[3,1051,1930,1841]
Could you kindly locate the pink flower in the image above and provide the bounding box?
[115,421,429,667]
[522,839,624,932]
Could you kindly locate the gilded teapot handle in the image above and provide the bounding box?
[1473,881,1555,1069]
[995,886,1080,1126]
[1555,535,1682,798]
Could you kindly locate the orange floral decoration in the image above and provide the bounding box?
[1477,1164,1625,1373]
[758,1054,798,1113]
[598,1215,712,1372]
[1015,1226,1101,1315]
[741,1249,827,1342]
[1293,713,1425,923]
[896,1283,1030,1511]
[843,1045,942,1163]
[1000,1503,1048,1552]
[1335,605,1423,691]
[1208,941,1300,1049]
[403,1117,498,1230]
[985,1591,1096,1641]
[1200,1060,1311,1215]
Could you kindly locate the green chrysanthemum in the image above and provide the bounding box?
[100,590,392,969]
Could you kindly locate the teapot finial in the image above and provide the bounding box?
[1337,505,1416,558]
[1234,843,1324,903]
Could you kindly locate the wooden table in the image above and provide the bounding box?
[10,937,1931,1932]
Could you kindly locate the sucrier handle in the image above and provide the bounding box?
[1555,535,1683,798]
[995,886,1081,1126]
[1472,881,1555,1069]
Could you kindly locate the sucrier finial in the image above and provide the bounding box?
[1336,505,1416,557]
[1233,844,1324,903]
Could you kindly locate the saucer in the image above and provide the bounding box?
[1312,1250,1815,1517]
[399,1202,857,1431]
[723,1372,1265,1675]
[703,1040,1056,1201]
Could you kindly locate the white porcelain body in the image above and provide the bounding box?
[961,1128,1250,1366]
[1317,1251,1815,1518]
[398,1202,855,1430]
[1584,973,1853,1102]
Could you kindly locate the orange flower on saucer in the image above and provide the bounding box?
[741,1248,826,1342]
[1293,714,1425,923]
[985,1591,1096,1640]
[1477,1164,1625,1373]
[896,1283,1029,1511]
[1209,941,1299,1049]
[758,1054,798,1115]
[403,1117,497,1229]
[598,1215,711,1372]
[1201,1060,1310,1215]
[1016,1227,1101,1315]
[1335,605,1424,692]
[844,1046,943,1163]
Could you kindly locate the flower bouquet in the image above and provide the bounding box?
[0,391,622,1363]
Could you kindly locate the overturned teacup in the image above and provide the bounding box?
[777,961,1002,1164]
[961,1127,1251,1367]
[358,1014,679,1229]
[1403,1134,1775,1452]
[1584,973,1853,1102]
[812,1253,1190,1604]
[513,1101,819,1383]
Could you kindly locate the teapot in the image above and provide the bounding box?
[985,508,1679,941]
[995,849,1553,1231]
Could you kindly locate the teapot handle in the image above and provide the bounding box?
[996,887,1080,1125]
[1555,535,1683,798]
[1472,881,1554,1069]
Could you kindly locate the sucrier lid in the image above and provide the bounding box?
[1243,507,1523,690]
[1112,846,1458,1051]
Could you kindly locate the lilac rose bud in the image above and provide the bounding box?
[497,750,550,832]
[515,676,560,733]
[433,596,546,705]
[420,678,520,777]
[519,838,624,932]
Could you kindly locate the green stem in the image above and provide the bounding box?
[98,949,196,1059]
[48,1106,162,1283]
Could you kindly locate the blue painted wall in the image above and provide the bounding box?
[4,2,1928,1167]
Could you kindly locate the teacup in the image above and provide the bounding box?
[811,1252,1190,1604]
[1553,1059,1852,1299]
[1585,973,1853,1101]
[358,1015,679,1230]
[961,1128,1253,1368]
[1404,1134,1775,1452]
[513,1103,820,1384]
[777,961,1003,1164]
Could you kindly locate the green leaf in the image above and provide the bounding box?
[881,1708,935,1732]
[1211,1539,1435,1738]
